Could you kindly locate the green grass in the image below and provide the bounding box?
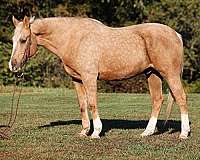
[0,87,200,160]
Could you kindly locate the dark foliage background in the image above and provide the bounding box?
[0,0,200,93]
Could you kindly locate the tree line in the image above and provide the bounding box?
[0,0,200,93]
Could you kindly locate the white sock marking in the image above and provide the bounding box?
[181,113,190,137]
[141,117,157,136]
[91,116,102,138]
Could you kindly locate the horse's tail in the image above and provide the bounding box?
[165,91,174,124]
[165,31,183,124]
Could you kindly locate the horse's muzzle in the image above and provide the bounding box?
[8,60,21,73]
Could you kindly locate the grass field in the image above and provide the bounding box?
[0,87,200,160]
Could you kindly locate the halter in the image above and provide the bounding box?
[16,27,32,77]
[21,28,32,67]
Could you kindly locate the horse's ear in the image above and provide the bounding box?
[12,16,19,27]
[23,16,30,28]
[29,16,35,24]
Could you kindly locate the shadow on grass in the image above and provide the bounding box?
[38,119,184,136]
[0,125,10,128]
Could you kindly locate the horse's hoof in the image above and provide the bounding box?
[179,134,188,139]
[140,133,148,137]
[78,128,90,137]
[78,132,88,137]
[90,134,100,139]
[140,131,154,137]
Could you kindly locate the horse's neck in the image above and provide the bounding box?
[31,18,71,58]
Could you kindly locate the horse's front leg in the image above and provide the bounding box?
[73,80,90,137]
[82,74,102,138]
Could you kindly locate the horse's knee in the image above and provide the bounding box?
[88,104,98,118]
[80,106,87,113]
[154,95,164,104]
[87,98,96,111]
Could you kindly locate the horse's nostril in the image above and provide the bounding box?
[9,59,19,72]
[11,59,17,66]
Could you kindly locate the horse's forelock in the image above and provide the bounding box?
[13,22,23,42]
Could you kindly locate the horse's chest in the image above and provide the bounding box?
[63,64,81,80]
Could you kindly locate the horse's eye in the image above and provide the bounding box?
[20,38,27,43]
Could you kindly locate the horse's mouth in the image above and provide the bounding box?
[10,66,22,73]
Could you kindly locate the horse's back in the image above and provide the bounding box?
[71,19,184,79]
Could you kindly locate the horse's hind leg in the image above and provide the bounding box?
[141,74,164,136]
[73,81,90,137]
[166,75,190,139]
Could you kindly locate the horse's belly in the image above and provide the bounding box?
[99,54,149,80]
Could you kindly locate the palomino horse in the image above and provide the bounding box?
[9,16,190,139]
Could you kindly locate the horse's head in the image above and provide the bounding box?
[9,16,37,72]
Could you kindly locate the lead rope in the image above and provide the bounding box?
[0,25,31,139]
[0,74,23,139]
